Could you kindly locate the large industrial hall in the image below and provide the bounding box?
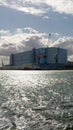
[10,47,67,70]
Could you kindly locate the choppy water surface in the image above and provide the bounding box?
[0,70,73,130]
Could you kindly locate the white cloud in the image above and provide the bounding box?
[0,30,10,36]
[43,16,49,19]
[0,28,48,56]
[0,28,73,62]
[46,0,73,15]
[0,56,9,66]
[0,0,47,16]
[52,36,73,61]
[0,0,73,16]
[69,55,73,61]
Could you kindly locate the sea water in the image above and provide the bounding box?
[0,70,73,130]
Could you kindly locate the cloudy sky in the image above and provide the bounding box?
[0,0,73,65]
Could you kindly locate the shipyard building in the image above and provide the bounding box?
[10,47,67,69]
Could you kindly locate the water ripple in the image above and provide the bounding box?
[0,70,73,130]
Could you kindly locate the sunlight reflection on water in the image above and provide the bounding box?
[0,70,73,130]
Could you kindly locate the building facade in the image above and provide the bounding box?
[10,47,67,69]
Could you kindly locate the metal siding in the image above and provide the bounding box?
[47,48,67,65]
[13,50,33,66]
[35,48,46,64]
[10,47,67,68]
[10,54,14,66]
[32,48,36,63]
[39,48,46,64]
[35,48,40,64]
[58,49,67,64]
[47,48,58,64]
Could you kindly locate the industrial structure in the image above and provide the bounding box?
[10,47,67,70]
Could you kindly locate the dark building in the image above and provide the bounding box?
[10,47,67,69]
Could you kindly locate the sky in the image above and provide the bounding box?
[0,0,73,65]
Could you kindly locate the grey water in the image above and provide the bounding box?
[0,70,73,130]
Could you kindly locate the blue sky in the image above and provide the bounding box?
[0,0,73,65]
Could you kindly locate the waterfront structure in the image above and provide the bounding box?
[10,47,67,69]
